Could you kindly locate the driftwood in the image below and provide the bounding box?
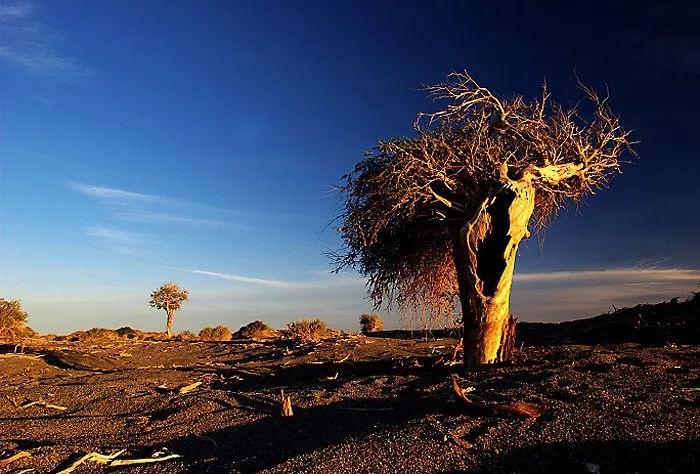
[19,400,67,411]
[109,453,183,466]
[450,375,544,419]
[178,381,202,394]
[280,389,293,417]
[56,450,126,473]
[0,451,31,468]
[55,449,182,472]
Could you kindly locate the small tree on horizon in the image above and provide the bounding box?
[0,298,32,340]
[336,70,635,367]
[360,313,383,334]
[149,283,189,338]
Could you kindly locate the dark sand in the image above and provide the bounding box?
[1,333,699,473]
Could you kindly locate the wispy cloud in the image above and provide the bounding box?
[69,183,161,204]
[512,267,700,322]
[180,268,364,289]
[515,267,700,283]
[69,181,240,229]
[182,269,300,289]
[85,226,143,255]
[0,3,93,80]
[0,3,32,18]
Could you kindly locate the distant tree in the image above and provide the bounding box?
[0,298,32,340]
[359,313,383,334]
[149,283,189,338]
[336,71,635,367]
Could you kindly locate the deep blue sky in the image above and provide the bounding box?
[1,0,699,333]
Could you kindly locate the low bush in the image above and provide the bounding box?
[84,328,120,340]
[285,318,330,342]
[233,320,277,339]
[116,326,140,339]
[177,330,197,340]
[199,325,233,341]
[359,313,384,333]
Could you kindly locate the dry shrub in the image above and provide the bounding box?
[115,326,140,339]
[360,313,384,333]
[233,320,277,339]
[285,319,331,342]
[199,325,233,341]
[0,298,34,340]
[176,330,197,341]
[83,328,119,340]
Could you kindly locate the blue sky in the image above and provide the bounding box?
[1,1,699,334]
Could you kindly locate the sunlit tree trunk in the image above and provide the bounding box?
[166,311,174,338]
[454,174,535,367]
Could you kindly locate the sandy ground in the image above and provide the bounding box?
[1,336,699,473]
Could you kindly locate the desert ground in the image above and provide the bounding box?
[1,299,699,473]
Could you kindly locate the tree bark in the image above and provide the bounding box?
[454,174,535,367]
[166,312,174,338]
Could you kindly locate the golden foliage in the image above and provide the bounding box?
[0,298,33,340]
[148,282,189,313]
[359,313,384,333]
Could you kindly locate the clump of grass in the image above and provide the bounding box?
[359,313,384,334]
[199,325,233,341]
[233,320,277,339]
[285,318,330,342]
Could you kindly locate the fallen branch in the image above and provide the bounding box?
[55,449,182,472]
[0,451,31,468]
[109,453,183,466]
[178,381,202,394]
[19,400,67,411]
[450,375,544,419]
[56,450,126,474]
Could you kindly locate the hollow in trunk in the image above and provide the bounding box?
[454,176,535,367]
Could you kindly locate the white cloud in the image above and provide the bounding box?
[180,268,364,289]
[512,267,700,322]
[0,3,33,18]
[69,182,161,204]
[85,226,143,255]
[0,3,93,80]
[515,267,700,283]
[69,181,240,229]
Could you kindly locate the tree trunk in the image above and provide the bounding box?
[454,175,535,367]
[166,312,174,338]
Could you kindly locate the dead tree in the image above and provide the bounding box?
[336,71,634,367]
